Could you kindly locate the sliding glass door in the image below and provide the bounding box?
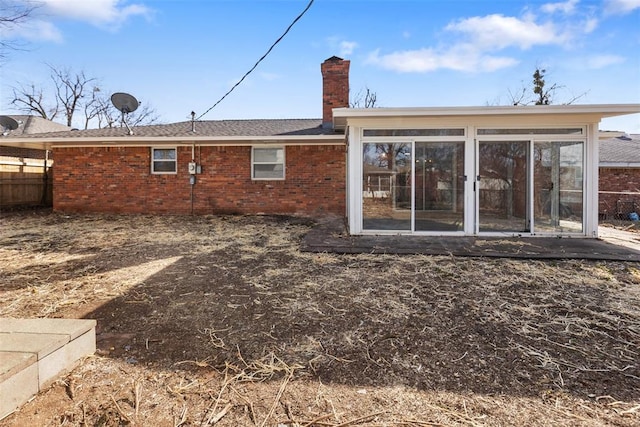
[362,141,464,232]
[414,142,465,232]
[533,141,584,233]
[476,140,584,235]
[362,142,412,231]
[477,141,529,233]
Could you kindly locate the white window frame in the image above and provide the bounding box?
[151,147,177,174]
[251,146,285,180]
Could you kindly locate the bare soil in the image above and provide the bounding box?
[1,210,639,426]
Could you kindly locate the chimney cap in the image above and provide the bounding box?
[324,55,344,62]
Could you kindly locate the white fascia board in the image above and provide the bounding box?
[333,104,640,118]
[0,134,345,149]
[0,140,51,150]
[332,104,640,128]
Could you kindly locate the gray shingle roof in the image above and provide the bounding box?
[600,134,640,165]
[3,115,71,135]
[10,118,341,139]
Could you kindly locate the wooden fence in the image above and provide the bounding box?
[0,170,53,209]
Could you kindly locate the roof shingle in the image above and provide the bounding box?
[600,134,640,164]
[3,115,71,135]
[9,118,340,139]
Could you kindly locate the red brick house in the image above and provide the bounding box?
[2,58,350,216]
[599,132,640,219]
[2,56,639,237]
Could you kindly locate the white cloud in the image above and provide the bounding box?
[326,36,358,57]
[583,17,599,33]
[0,18,63,43]
[366,6,603,74]
[366,45,518,73]
[604,0,640,15]
[586,54,626,69]
[340,41,358,56]
[40,0,152,28]
[445,14,567,50]
[542,0,579,14]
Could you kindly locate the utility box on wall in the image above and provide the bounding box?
[188,162,202,174]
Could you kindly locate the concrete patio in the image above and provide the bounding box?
[0,318,96,420]
[302,219,640,261]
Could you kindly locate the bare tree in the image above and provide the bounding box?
[88,90,159,129]
[10,83,59,121]
[11,64,160,129]
[350,86,378,108]
[50,66,96,127]
[509,67,587,106]
[0,1,38,62]
[82,87,109,129]
[126,103,159,127]
[10,64,93,125]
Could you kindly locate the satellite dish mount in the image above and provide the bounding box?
[0,116,19,136]
[111,92,139,135]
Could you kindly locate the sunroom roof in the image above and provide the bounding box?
[332,104,640,130]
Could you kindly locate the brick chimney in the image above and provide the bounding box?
[321,56,350,128]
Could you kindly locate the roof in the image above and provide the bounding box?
[13,118,335,139]
[0,118,345,149]
[600,134,640,166]
[332,103,640,129]
[2,115,71,136]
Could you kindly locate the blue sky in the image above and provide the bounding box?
[1,0,639,132]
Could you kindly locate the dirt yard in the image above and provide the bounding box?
[1,210,639,426]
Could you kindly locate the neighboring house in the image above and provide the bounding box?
[0,115,68,172]
[0,116,68,207]
[598,132,640,219]
[1,56,639,238]
[1,115,71,135]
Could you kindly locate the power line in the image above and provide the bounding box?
[196,0,314,121]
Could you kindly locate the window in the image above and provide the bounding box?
[151,147,177,174]
[477,128,583,135]
[252,147,285,180]
[363,128,465,137]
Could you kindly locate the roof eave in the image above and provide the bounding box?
[0,134,346,150]
[332,104,640,129]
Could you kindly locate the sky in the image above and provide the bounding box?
[1,0,639,132]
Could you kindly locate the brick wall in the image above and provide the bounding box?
[599,167,640,216]
[52,145,346,217]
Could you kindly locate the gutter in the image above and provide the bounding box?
[0,134,347,150]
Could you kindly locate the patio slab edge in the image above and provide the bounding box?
[302,221,640,261]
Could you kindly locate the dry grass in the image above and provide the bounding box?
[0,210,639,426]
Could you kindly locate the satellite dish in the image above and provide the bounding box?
[111,92,139,114]
[0,116,19,135]
[110,92,139,135]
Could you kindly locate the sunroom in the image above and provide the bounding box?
[333,104,640,237]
